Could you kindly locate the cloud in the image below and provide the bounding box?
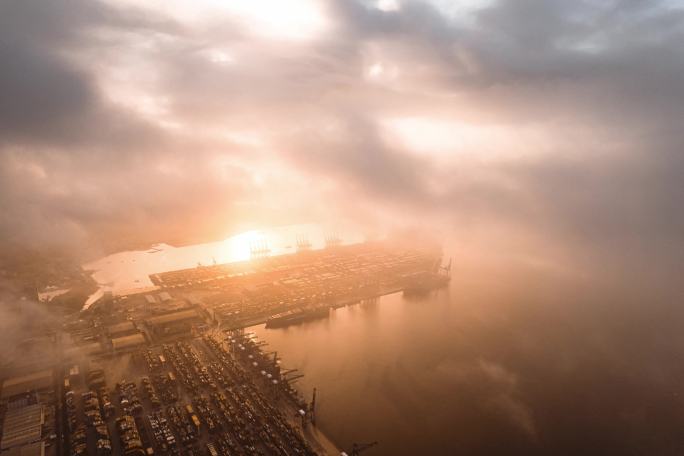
[0,0,681,293]
[0,276,61,368]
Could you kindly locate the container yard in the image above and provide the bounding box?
[53,331,334,456]
[148,241,450,330]
[1,241,449,456]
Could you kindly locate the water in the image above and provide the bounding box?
[81,225,684,453]
[251,269,684,455]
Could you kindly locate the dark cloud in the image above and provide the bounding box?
[0,0,180,148]
[298,0,684,286]
[283,113,433,202]
[0,0,255,254]
[0,41,94,142]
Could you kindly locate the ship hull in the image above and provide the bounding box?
[266,306,330,328]
[403,275,450,296]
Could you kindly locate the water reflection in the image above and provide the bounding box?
[251,273,684,455]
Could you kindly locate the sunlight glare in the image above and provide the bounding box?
[220,230,268,262]
[382,116,546,163]
[208,0,329,41]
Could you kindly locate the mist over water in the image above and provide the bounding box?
[253,263,684,455]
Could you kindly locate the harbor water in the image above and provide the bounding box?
[251,266,684,455]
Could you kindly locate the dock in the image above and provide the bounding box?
[149,241,450,331]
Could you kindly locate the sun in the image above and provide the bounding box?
[206,0,329,41]
[220,230,268,262]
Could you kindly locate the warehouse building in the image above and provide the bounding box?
[0,404,44,450]
[145,309,200,327]
[1,370,53,401]
[145,309,201,339]
[4,441,45,456]
[111,333,146,352]
[106,321,137,337]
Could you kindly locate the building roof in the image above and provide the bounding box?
[64,342,102,359]
[145,309,199,327]
[3,404,43,430]
[1,405,44,450]
[0,426,41,451]
[4,441,45,456]
[111,333,146,350]
[107,321,136,335]
[1,370,53,399]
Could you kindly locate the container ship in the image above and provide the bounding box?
[265,306,331,328]
[402,272,451,296]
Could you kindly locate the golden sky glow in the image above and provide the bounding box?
[0,0,681,289]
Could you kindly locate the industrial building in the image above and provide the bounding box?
[0,404,44,450]
[144,309,202,339]
[111,333,146,352]
[106,321,137,337]
[3,441,45,456]
[1,370,53,401]
[145,309,199,326]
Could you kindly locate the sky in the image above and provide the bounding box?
[1,0,683,292]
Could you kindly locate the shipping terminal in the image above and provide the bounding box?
[0,240,450,456]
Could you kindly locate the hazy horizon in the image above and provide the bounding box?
[0,0,681,291]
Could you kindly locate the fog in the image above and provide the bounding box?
[1,1,684,453]
[0,0,681,283]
